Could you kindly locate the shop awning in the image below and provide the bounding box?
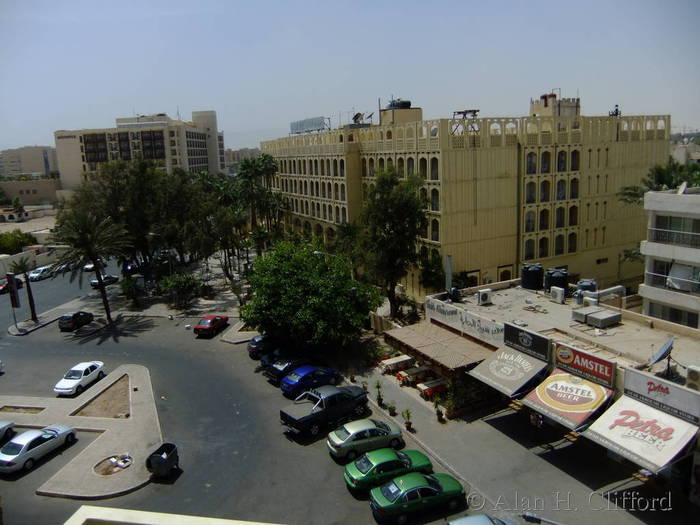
[584,396,699,473]
[468,348,548,398]
[522,368,613,430]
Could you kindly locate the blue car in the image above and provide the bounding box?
[280,365,341,397]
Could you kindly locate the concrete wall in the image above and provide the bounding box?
[0,246,66,276]
[0,180,60,205]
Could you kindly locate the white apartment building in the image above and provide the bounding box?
[54,111,225,190]
[0,146,57,178]
[638,186,700,328]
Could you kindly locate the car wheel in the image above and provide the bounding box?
[389,438,401,450]
[23,458,35,471]
[396,514,409,525]
[346,450,357,461]
[353,404,366,417]
[309,424,321,436]
[65,433,76,446]
[97,371,105,379]
[448,497,462,511]
[76,385,84,395]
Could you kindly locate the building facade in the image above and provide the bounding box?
[639,187,700,328]
[224,147,261,170]
[261,94,669,298]
[54,111,225,190]
[0,146,58,178]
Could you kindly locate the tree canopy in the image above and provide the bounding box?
[617,159,700,205]
[0,229,37,255]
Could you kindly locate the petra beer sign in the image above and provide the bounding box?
[554,342,615,388]
[6,273,20,308]
[504,323,550,362]
[624,368,700,425]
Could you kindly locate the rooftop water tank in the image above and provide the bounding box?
[521,263,544,290]
[576,279,597,293]
[544,268,569,295]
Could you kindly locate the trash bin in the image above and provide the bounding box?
[146,442,179,479]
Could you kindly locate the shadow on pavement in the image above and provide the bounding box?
[149,467,184,485]
[73,317,156,346]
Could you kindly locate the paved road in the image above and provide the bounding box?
[0,320,471,525]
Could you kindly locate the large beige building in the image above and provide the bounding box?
[55,111,225,190]
[0,145,58,178]
[261,94,669,298]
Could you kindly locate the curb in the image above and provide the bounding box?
[7,316,59,336]
[36,478,152,501]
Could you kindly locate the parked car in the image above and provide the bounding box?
[0,278,23,294]
[193,315,229,337]
[446,514,520,525]
[369,472,465,524]
[90,274,119,288]
[58,311,95,332]
[247,334,278,360]
[0,421,14,442]
[53,361,105,396]
[28,266,52,281]
[280,365,341,397]
[344,448,433,491]
[0,359,4,374]
[263,356,311,385]
[280,385,368,437]
[327,418,403,461]
[83,259,105,272]
[0,424,76,473]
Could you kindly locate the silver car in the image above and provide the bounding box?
[0,424,76,473]
[0,421,14,442]
[327,418,403,460]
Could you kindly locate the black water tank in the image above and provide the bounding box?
[386,99,412,110]
[521,263,544,290]
[544,268,569,294]
[577,279,597,293]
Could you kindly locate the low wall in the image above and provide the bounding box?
[0,246,67,276]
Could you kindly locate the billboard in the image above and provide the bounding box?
[290,117,327,134]
[554,342,616,388]
[624,368,700,425]
[504,323,550,362]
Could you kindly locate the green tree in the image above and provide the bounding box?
[9,256,38,322]
[617,159,700,205]
[419,250,445,292]
[241,241,381,347]
[11,196,24,221]
[160,273,202,309]
[51,210,131,325]
[328,222,366,280]
[0,230,37,254]
[360,169,427,318]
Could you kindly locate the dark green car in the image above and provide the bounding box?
[369,472,465,524]
[344,448,432,491]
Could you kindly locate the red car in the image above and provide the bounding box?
[193,315,229,337]
[0,278,23,294]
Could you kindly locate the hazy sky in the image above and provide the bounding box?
[1,0,699,150]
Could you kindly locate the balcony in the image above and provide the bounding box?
[645,270,700,295]
[648,227,700,249]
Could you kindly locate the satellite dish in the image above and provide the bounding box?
[352,112,363,124]
[365,112,374,120]
[677,181,688,195]
[647,337,674,367]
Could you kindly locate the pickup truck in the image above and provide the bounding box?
[280,385,368,436]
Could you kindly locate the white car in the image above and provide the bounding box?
[28,266,53,281]
[0,421,14,442]
[0,424,76,473]
[54,361,105,396]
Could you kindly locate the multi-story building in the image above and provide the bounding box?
[638,187,700,329]
[261,93,669,299]
[224,147,261,170]
[0,146,58,178]
[54,111,225,190]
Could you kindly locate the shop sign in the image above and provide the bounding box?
[554,342,615,388]
[523,369,612,430]
[504,323,550,362]
[624,368,700,425]
[425,297,504,345]
[469,348,547,397]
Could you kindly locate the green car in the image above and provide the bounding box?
[344,448,433,491]
[369,472,465,524]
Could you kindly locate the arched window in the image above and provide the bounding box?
[525,211,535,232]
[431,219,440,242]
[555,207,565,228]
[397,157,405,177]
[539,237,549,257]
[419,246,428,260]
[321,183,326,198]
[419,187,428,207]
[419,158,427,179]
[362,184,367,200]
[556,180,566,200]
[334,183,339,200]
[386,130,392,140]
[431,188,440,211]
[335,206,340,223]
[378,158,385,172]
[368,158,374,176]
[361,159,367,177]
[340,184,346,200]
[569,206,578,226]
[338,134,343,143]
[526,152,537,174]
[430,158,439,180]
[407,157,415,175]
[570,178,579,199]
[341,207,347,223]
[524,239,535,260]
[323,204,327,219]
[539,209,549,230]
[540,180,550,202]
[568,232,577,253]
[339,159,345,177]
[557,151,567,172]
[326,159,330,175]
[555,235,564,255]
[525,182,536,203]
[332,159,338,176]
[571,150,580,171]
[327,182,332,197]
[541,151,551,173]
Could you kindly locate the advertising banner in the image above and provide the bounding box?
[624,368,700,425]
[425,297,504,346]
[504,323,550,362]
[584,396,699,473]
[554,342,615,388]
[522,369,612,430]
[469,348,548,398]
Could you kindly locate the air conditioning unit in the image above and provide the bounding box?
[686,365,700,391]
[550,286,565,304]
[477,289,493,306]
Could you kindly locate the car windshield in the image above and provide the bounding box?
[425,475,441,491]
[335,426,351,441]
[396,451,410,467]
[199,319,212,326]
[64,369,82,379]
[0,442,23,455]
[60,315,73,321]
[355,455,373,474]
[286,372,302,382]
[374,420,390,432]
[380,481,402,502]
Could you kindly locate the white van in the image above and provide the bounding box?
[28,266,53,281]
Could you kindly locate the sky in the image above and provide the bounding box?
[1,0,699,150]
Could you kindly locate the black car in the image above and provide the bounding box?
[58,311,95,332]
[262,356,311,385]
[248,334,280,360]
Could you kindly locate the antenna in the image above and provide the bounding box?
[176,106,181,120]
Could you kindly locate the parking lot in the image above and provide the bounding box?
[0,319,472,525]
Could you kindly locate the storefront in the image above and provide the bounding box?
[522,342,615,431]
[584,368,699,492]
[468,323,550,398]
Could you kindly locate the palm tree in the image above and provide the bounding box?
[617,159,700,205]
[9,256,38,322]
[51,209,131,325]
